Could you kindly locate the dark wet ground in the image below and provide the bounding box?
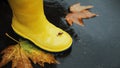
[0,0,120,68]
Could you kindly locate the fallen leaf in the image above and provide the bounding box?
[70,3,93,12]
[12,45,32,68]
[0,39,59,68]
[66,10,96,26]
[0,45,32,68]
[65,3,97,26]
[20,40,59,67]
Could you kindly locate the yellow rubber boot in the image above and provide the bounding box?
[8,0,72,52]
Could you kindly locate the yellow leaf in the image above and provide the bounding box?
[12,45,32,68]
[0,45,16,67]
[0,45,32,68]
[0,39,59,68]
[20,40,59,67]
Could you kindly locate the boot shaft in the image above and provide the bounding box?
[8,0,44,14]
[8,0,48,30]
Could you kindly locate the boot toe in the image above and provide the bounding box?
[35,31,73,52]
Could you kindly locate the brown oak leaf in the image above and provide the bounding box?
[0,40,59,68]
[65,3,97,26]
